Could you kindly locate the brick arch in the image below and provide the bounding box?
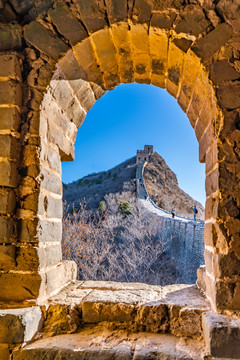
[0,0,239,313]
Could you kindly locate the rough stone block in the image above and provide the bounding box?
[0,344,10,360]
[217,82,240,110]
[0,24,22,51]
[0,273,41,302]
[45,195,63,219]
[215,280,240,310]
[24,21,69,61]
[203,311,240,358]
[149,27,168,89]
[0,307,42,344]
[91,28,120,89]
[175,5,210,36]
[0,188,16,214]
[0,245,15,270]
[73,38,104,86]
[38,218,62,243]
[199,125,214,163]
[151,11,176,29]
[38,243,62,269]
[17,218,38,243]
[110,23,134,84]
[57,50,88,82]
[49,3,88,46]
[131,0,152,24]
[166,41,184,98]
[192,23,233,61]
[68,79,95,112]
[74,0,108,33]
[0,80,22,106]
[0,217,16,244]
[0,135,19,159]
[0,107,21,131]
[129,23,151,84]
[47,120,75,162]
[0,54,21,81]
[15,245,39,272]
[0,161,18,187]
[205,167,219,197]
[209,60,240,84]
[197,265,206,293]
[105,0,128,23]
[45,260,77,296]
[39,167,62,195]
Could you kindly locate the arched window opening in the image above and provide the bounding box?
[62,84,205,286]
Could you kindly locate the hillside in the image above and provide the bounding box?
[63,157,137,210]
[144,152,204,219]
[63,152,204,219]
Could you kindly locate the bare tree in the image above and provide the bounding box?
[62,192,193,285]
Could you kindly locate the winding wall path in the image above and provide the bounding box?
[136,162,205,283]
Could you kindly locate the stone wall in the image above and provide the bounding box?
[0,0,239,315]
[136,161,205,283]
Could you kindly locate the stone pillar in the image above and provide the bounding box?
[203,108,240,311]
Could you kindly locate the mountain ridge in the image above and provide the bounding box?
[63,152,204,219]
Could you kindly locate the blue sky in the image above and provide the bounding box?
[62,83,206,207]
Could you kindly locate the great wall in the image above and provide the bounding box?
[0,0,240,358]
[136,147,205,284]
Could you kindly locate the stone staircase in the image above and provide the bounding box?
[2,280,240,359]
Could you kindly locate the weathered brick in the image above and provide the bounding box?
[0,245,15,270]
[192,23,233,61]
[0,107,21,131]
[0,307,42,344]
[0,23,22,51]
[175,5,210,36]
[217,82,240,110]
[209,60,240,84]
[0,344,10,360]
[49,3,88,46]
[73,38,104,86]
[0,161,18,187]
[149,27,168,89]
[205,167,219,197]
[68,79,96,111]
[0,80,22,106]
[131,0,152,24]
[0,217,16,244]
[38,218,62,243]
[17,218,38,243]
[45,260,77,296]
[151,11,176,29]
[129,23,151,84]
[203,311,240,358]
[215,280,240,310]
[0,135,19,159]
[0,54,21,81]
[24,21,69,61]
[15,246,39,272]
[38,243,62,269]
[74,0,108,33]
[0,188,16,214]
[105,0,128,23]
[110,23,134,84]
[0,272,41,302]
[91,28,120,89]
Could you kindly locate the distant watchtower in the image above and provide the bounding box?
[136,145,153,164]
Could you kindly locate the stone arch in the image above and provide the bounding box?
[0,0,239,313]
